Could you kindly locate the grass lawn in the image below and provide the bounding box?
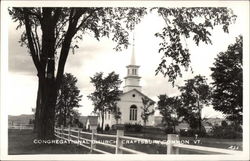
[97,130,242,154]
[8,129,90,155]
[10,129,242,155]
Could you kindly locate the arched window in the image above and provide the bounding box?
[129,105,137,121]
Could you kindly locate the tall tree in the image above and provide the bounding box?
[9,7,236,138]
[210,35,242,125]
[178,75,211,132]
[9,7,146,138]
[88,72,122,131]
[55,73,82,127]
[141,97,155,127]
[157,95,180,133]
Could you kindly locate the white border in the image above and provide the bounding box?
[1,1,249,160]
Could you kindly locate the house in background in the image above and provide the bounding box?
[202,121,213,133]
[99,40,155,129]
[175,122,190,132]
[85,115,98,130]
[154,115,164,127]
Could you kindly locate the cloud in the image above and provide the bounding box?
[8,27,37,75]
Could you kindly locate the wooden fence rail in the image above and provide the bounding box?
[9,124,33,130]
[54,126,242,155]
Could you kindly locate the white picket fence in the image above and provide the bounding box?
[54,126,242,155]
[9,124,33,130]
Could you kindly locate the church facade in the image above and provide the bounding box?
[100,41,155,129]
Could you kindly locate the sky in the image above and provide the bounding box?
[6,6,247,118]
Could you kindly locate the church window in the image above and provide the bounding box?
[129,105,137,121]
[127,69,130,75]
[132,94,136,97]
[132,69,135,75]
[108,110,111,120]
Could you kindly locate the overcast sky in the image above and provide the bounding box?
[7,6,247,118]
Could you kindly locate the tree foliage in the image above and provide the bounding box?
[178,75,211,130]
[141,97,155,127]
[210,35,242,125]
[153,7,236,84]
[55,73,82,127]
[88,71,122,130]
[157,94,180,132]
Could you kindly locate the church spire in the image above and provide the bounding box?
[130,33,136,65]
[123,33,142,93]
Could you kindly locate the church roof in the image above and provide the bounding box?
[120,88,155,103]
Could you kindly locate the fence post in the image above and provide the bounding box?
[77,128,80,145]
[115,124,124,154]
[90,127,97,153]
[60,125,63,139]
[68,125,71,142]
[167,134,179,154]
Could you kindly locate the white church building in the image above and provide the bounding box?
[100,40,155,129]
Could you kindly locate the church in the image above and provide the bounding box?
[100,39,155,129]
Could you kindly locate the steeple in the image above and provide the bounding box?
[130,34,136,65]
[123,34,142,93]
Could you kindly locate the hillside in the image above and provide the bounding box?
[8,114,88,125]
[8,114,34,125]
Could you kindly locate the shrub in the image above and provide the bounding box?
[164,127,174,134]
[124,123,143,133]
[142,126,165,134]
[179,127,206,137]
[211,125,242,139]
[104,124,110,131]
[97,124,102,132]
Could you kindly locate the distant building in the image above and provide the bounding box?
[85,115,98,130]
[204,117,223,126]
[175,122,190,132]
[202,122,213,133]
[99,38,155,129]
[154,116,164,127]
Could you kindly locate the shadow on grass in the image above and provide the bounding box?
[8,129,90,155]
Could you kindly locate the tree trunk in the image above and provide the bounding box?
[101,112,104,132]
[29,8,76,139]
[36,77,57,139]
[198,109,202,133]
[34,77,42,133]
[173,125,176,133]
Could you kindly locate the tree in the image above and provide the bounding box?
[210,35,242,125]
[178,75,211,132]
[9,7,236,138]
[157,94,180,133]
[9,7,146,138]
[55,73,82,127]
[141,97,155,127]
[88,71,122,131]
[153,7,236,85]
[111,102,122,124]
